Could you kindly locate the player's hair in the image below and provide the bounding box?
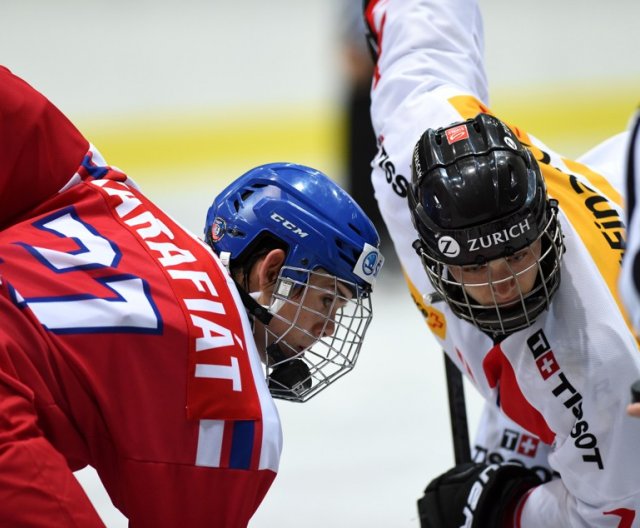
[227,232,288,290]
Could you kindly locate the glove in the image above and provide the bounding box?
[417,462,542,528]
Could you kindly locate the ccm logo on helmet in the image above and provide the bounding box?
[270,212,309,238]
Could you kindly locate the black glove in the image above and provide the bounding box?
[417,462,541,528]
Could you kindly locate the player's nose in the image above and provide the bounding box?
[313,319,335,339]
[489,261,517,298]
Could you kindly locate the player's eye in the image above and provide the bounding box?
[506,251,527,264]
[463,263,487,273]
[322,295,335,309]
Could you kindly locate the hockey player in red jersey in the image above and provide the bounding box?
[364,0,640,526]
[0,66,383,527]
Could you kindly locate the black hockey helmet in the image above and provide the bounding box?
[408,113,564,335]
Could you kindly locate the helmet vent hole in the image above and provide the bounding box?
[508,167,520,201]
[335,238,358,266]
[348,222,362,236]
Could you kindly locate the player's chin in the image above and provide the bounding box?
[278,340,307,359]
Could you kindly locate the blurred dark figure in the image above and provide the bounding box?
[339,1,396,270]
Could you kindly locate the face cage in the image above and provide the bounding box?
[263,267,373,402]
[421,209,564,336]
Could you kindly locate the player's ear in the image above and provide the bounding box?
[257,249,286,291]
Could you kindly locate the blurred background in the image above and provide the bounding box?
[3,0,638,526]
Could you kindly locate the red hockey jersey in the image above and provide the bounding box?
[0,66,282,527]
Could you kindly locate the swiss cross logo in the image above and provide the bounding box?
[445,124,469,144]
[500,429,539,458]
[517,434,540,457]
[535,350,559,380]
[425,304,447,340]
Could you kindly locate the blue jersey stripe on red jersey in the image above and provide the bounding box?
[81,152,109,178]
[229,420,255,470]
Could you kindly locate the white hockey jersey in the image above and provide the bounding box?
[620,109,640,333]
[366,0,640,525]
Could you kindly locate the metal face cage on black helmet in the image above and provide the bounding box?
[205,163,383,401]
[408,114,564,336]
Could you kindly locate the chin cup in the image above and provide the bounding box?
[266,344,312,399]
[267,343,312,396]
[269,359,312,392]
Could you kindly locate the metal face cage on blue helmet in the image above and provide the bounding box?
[204,162,384,402]
[408,114,564,336]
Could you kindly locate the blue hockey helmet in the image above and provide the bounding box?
[204,162,383,293]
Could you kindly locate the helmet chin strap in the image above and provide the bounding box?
[234,284,273,325]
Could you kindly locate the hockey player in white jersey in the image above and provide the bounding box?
[365,0,640,526]
[620,109,640,419]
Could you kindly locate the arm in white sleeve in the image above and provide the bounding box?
[366,0,490,283]
[620,109,640,330]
